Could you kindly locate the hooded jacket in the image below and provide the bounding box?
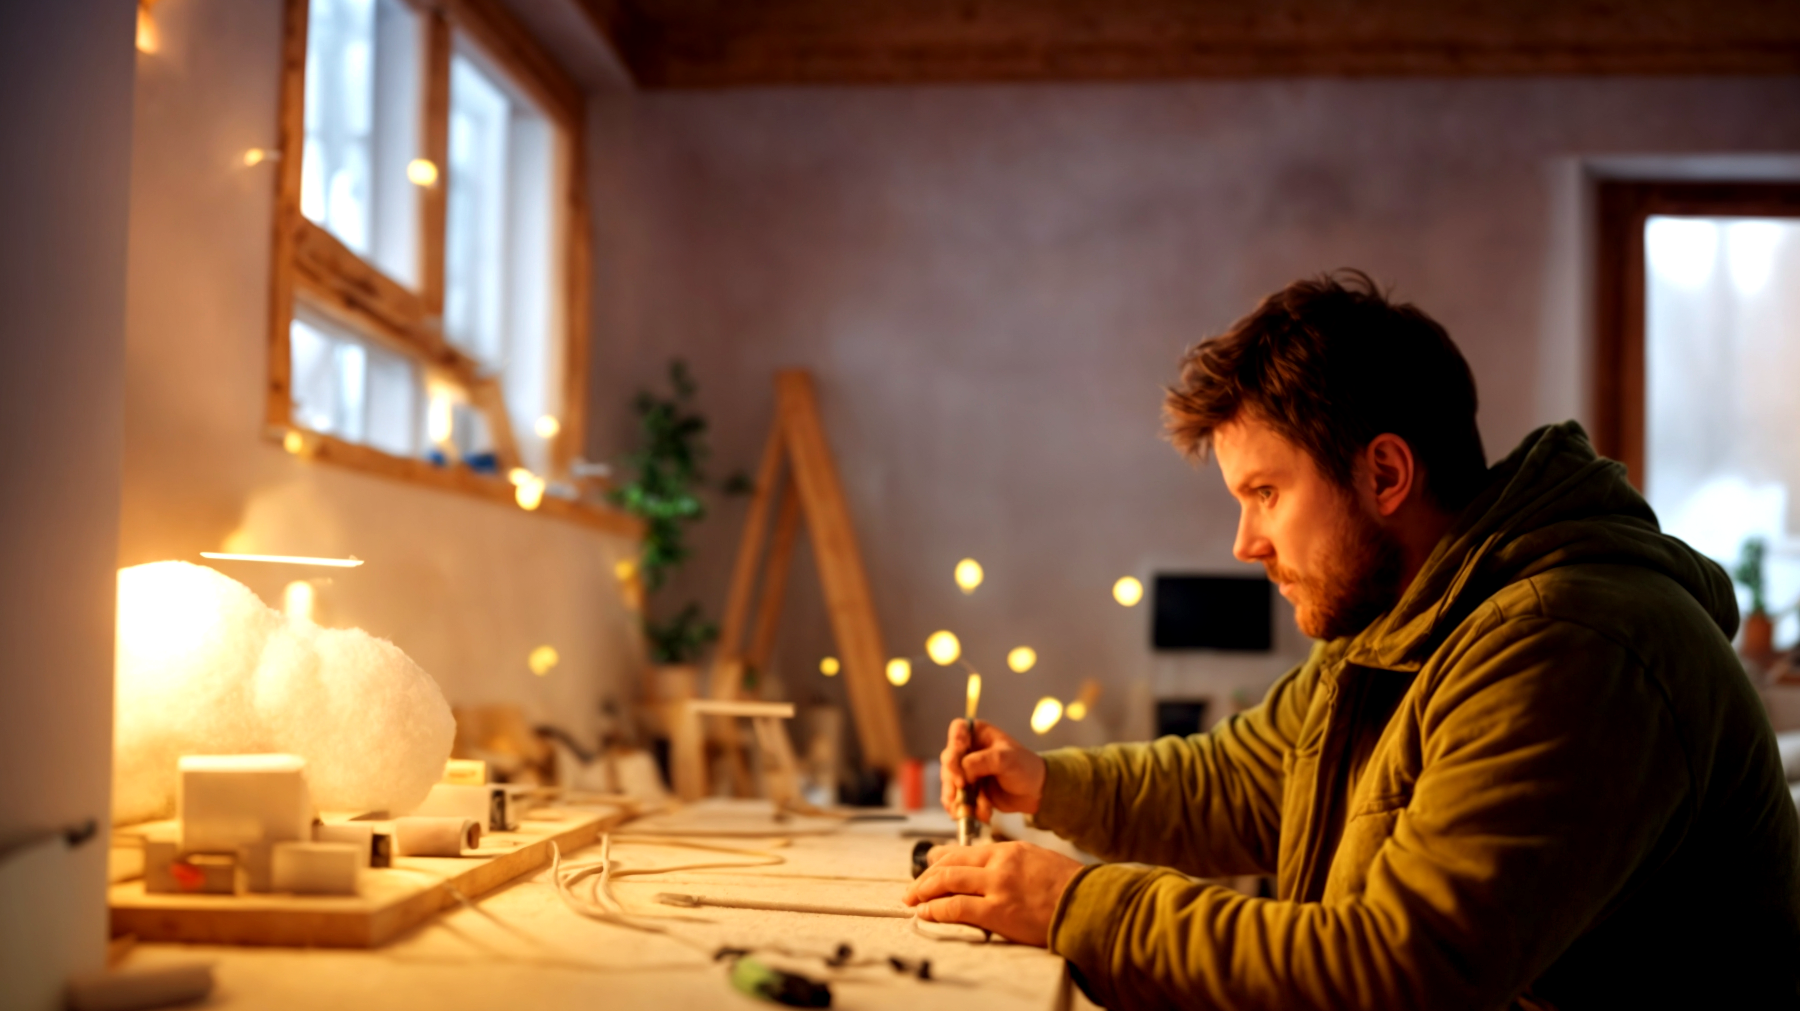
[1035,422,1800,1009]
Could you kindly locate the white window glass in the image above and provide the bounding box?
[289,313,423,458]
[301,0,422,286]
[1644,215,1800,646]
[445,46,562,477]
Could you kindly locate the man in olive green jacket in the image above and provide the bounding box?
[906,274,1800,1009]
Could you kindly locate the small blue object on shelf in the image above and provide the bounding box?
[464,452,499,474]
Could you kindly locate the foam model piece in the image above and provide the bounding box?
[178,754,312,853]
[393,817,481,857]
[114,562,455,824]
[271,841,360,895]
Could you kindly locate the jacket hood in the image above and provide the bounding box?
[1343,421,1740,671]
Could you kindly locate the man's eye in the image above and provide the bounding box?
[1257,487,1274,503]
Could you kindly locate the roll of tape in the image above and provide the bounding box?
[392,817,480,857]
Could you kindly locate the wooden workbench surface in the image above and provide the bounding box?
[118,801,1085,1011]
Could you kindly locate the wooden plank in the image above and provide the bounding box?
[265,0,312,433]
[553,125,591,480]
[688,700,796,719]
[281,430,643,539]
[776,371,905,772]
[745,484,802,673]
[613,0,1800,87]
[468,376,523,474]
[419,9,451,320]
[709,405,791,701]
[449,0,584,130]
[109,806,626,948]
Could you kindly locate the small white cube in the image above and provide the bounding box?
[178,754,313,854]
[270,842,360,895]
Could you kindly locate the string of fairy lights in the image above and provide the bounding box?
[817,559,1140,736]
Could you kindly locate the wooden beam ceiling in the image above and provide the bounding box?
[570,0,1800,87]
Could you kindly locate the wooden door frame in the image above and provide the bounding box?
[1593,180,1800,486]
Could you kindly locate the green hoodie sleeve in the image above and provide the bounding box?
[1040,614,1691,1011]
[1031,644,1327,878]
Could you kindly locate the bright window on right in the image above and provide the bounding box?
[1643,214,1800,647]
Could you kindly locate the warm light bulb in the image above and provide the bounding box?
[1030,697,1064,735]
[534,415,561,439]
[508,467,533,486]
[820,656,841,677]
[965,673,982,720]
[282,580,315,623]
[1066,700,1088,721]
[427,392,454,445]
[528,645,560,676]
[515,476,546,511]
[242,148,278,167]
[613,558,637,581]
[1113,576,1144,607]
[283,430,305,455]
[886,658,911,686]
[1006,646,1037,673]
[406,158,439,187]
[925,631,961,666]
[954,558,983,594]
[136,4,160,53]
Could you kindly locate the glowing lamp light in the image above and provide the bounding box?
[1113,576,1144,607]
[886,658,911,686]
[1066,700,1088,721]
[820,656,841,677]
[282,580,315,623]
[283,430,305,455]
[201,552,364,568]
[925,631,961,666]
[613,558,637,581]
[136,2,160,53]
[508,467,532,486]
[515,475,546,511]
[243,148,278,167]
[1030,697,1064,735]
[406,158,439,188]
[954,558,983,594]
[528,645,560,677]
[1067,678,1102,722]
[427,392,454,445]
[1006,646,1037,673]
[535,415,561,439]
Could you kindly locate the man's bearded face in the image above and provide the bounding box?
[1212,415,1406,641]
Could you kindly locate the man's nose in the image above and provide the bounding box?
[1233,511,1270,563]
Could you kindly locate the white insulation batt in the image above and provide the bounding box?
[114,561,454,824]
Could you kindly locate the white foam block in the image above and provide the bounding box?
[313,823,377,868]
[393,817,480,857]
[270,842,359,895]
[178,754,312,854]
[412,783,516,831]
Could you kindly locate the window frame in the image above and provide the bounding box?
[267,0,624,535]
[1593,180,1800,488]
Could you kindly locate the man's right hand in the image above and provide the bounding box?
[940,719,1047,821]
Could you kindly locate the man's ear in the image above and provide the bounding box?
[1364,434,1418,518]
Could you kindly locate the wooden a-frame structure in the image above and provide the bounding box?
[708,370,906,775]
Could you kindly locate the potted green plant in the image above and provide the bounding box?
[1734,536,1775,669]
[609,361,746,714]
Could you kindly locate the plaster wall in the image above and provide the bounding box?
[120,0,643,754]
[0,3,135,1007]
[586,76,1800,763]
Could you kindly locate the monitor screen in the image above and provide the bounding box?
[1152,574,1273,651]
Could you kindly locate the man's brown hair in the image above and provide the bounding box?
[1165,270,1488,510]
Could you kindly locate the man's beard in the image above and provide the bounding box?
[1268,498,1406,641]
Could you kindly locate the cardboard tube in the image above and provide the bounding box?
[393,817,480,857]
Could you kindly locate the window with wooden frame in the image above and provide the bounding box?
[267,0,629,536]
[1595,179,1800,643]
